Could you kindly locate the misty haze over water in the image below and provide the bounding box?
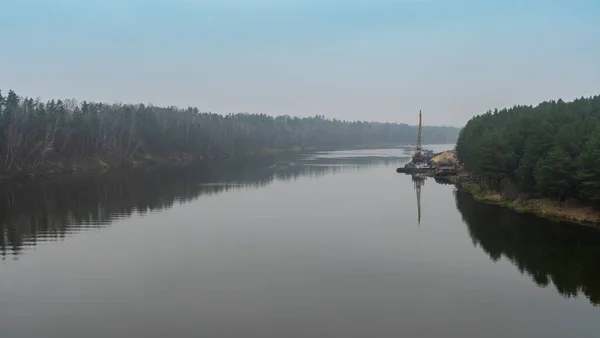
[1,144,599,338]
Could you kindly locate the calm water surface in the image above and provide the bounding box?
[1,145,599,338]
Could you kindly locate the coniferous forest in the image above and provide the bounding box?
[456,94,600,206]
[0,89,458,177]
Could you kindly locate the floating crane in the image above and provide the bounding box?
[396,110,434,173]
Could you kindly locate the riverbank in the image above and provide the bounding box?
[395,146,600,226]
[0,142,426,182]
[440,173,600,226]
[0,148,295,181]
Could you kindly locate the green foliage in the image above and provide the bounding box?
[516,121,555,190]
[476,130,515,174]
[456,94,600,202]
[0,89,459,174]
[577,127,600,205]
[533,147,575,200]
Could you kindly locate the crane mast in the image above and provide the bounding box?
[417,110,422,152]
[412,110,423,163]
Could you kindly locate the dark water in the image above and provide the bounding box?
[1,145,599,338]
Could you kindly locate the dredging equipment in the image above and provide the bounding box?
[396,110,435,173]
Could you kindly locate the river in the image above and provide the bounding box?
[1,144,599,338]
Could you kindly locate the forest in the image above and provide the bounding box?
[0,89,458,176]
[456,94,600,205]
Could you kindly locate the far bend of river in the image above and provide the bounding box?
[1,144,599,338]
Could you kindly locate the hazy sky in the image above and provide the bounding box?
[1,0,599,126]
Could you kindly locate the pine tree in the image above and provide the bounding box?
[534,147,575,203]
[456,93,600,202]
[577,128,600,206]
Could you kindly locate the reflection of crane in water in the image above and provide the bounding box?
[411,174,426,225]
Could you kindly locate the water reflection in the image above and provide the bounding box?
[454,190,600,306]
[0,154,404,259]
[397,173,428,225]
[411,174,426,225]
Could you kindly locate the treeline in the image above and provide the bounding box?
[0,89,458,175]
[456,94,600,205]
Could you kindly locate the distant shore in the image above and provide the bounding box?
[0,142,443,182]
